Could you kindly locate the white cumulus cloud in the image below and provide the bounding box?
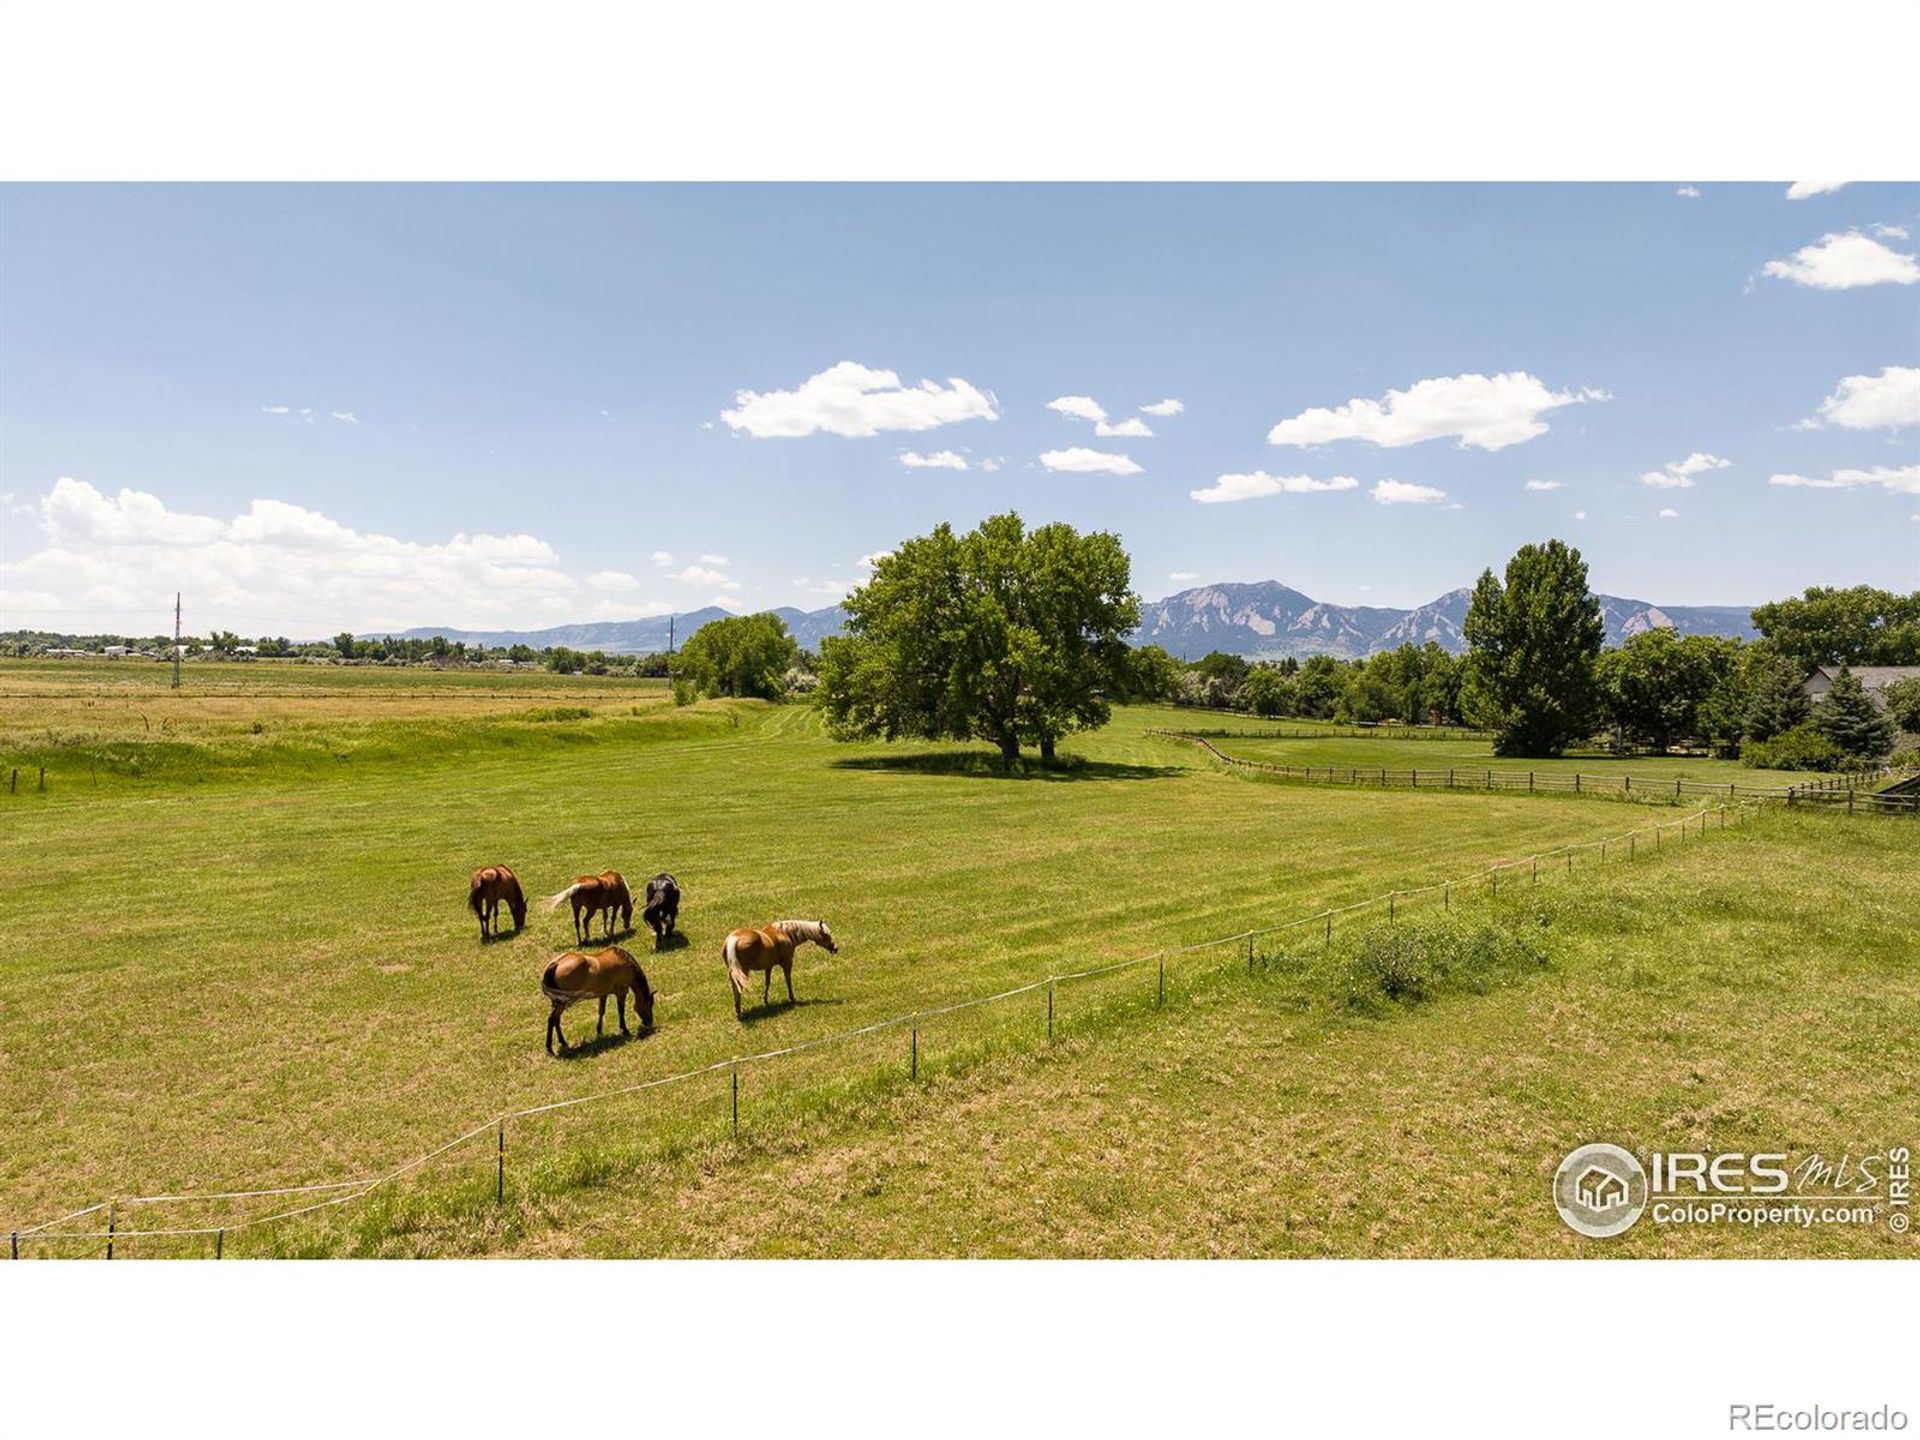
[1640,453,1731,489]
[1040,447,1142,476]
[1658,507,1680,519]
[1189,472,1359,504]
[700,553,729,566]
[1786,181,1848,200]
[1524,479,1566,491]
[650,550,674,566]
[1763,231,1920,289]
[1769,465,1920,495]
[1095,417,1153,438]
[720,360,998,438]
[1140,398,1185,417]
[1267,371,1606,451]
[1370,479,1448,506]
[673,565,740,589]
[1169,570,1198,582]
[329,411,359,424]
[1046,395,1107,423]
[1676,186,1701,199]
[899,449,969,470]
[1804,366,1920,431]
[1,477,593,635]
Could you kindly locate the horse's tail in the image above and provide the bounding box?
[540,959,574,1006]
[722,934,748,997]
[546,883,581,912]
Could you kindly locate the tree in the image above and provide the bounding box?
[1463,540,1605,757]
[332,632,357,659]
[675,612,799,700]
[1240,665,1294,718]
[817,512,1140,762]
[1292,654,1349,719]
[1742,654,1812,743]
[1882,676,1920,737]
[1120,644,1185,704]
[1598,630,1733,753]
[1750,586,1920,670]
[1812,665,1896,762]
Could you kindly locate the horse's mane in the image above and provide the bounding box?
[773,919,825,940]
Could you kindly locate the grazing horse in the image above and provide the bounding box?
[469,865,528,940]
[546,871,633,943]
[542,946,656,1055]
[721,919,837,1018]
[642,872,681,944]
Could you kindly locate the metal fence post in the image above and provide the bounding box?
[1157,956,1165,1006]
[216,1229,224,1260]
[1389,893,1396,925]
[1047,983,1054,1042]
[731,1066,740,1137]
[497,1120,505,1204]
[106,1204,115,1261]
[911,1026,918,1081]
[9,1231,16,1260]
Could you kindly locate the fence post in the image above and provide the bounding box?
[1047,983,1054,1042]
[1324,913,1332,947]
[1448,767,1455,787]
[1443,885,1449,911]
[1411,768,1417,787]
[106,1204,115,1261]
[1575,772,1581,794]
[1625,775,1631,795]
[1675,778,1681,798]
[8,769,14,794]
[1389,893,1395,925]
[1529,771,1535,792]
[1247,935,1254,974]
[9,1231,15,1260]
[1157,956,1165,1006]
[497,1120,505,1204]
[1630,835,1635,861]
[1491,869,1497,896]
[911,1026,918,1081]
[1848,791,1855,816]
[38,767,46,792]
[731,1066,739,1137]
[216,1228,224,1260]
[1532,858,1538,884]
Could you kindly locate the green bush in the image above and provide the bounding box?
[1346,915,1550,1012]
[1741,723,1847,772]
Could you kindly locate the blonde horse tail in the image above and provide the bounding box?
[722,935,748,996]
[546,883,581,912]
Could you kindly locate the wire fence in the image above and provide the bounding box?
[6,796,1770,1259]
[1153,731,1920,813]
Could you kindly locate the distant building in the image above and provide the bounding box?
[1804,665,1920,710]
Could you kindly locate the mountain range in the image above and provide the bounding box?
[383,583,1757,660]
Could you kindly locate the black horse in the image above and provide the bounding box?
[642,872,681,944]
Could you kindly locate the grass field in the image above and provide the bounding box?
[1,660,1911,1256]
[1174,722,1820,791]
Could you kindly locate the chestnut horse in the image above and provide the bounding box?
[542,946,656,1055]
[469,865,527,939]
[721,919,837,1018]
[546,871,633,943]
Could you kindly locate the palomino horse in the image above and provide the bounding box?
[541,946,656,1055]
[469,865,528,939]
[642,872,681,945]
[721,920,837,1018]
[546,871,633,943]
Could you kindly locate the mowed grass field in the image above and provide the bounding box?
[1179,722,1820,792]
[1,660,1911,1256]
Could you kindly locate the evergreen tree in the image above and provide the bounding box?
[1812,665,1896,762]
[1742,656,1812,742]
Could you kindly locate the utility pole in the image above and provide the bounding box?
[668,615,675,655]
[172,591,182,690]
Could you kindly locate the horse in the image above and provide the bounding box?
[546,871,633,943]
[469,865,527,940]
[721,919,837,1018]
[642,872,681,945]
[541,946,656,1055]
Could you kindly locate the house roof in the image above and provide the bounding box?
[1810,665,1920,689]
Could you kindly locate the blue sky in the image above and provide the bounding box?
[2,183,1916,638]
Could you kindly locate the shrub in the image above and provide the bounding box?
[1741,723,1846,772]
[1346,915,1550,1012]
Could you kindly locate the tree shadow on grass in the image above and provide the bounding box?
[830,750,1179,782]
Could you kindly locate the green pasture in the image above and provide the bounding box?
[1184,725,1821,792]
[0,664,1910,1256]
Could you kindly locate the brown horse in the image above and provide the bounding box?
[469,865,528,939]
[546,871,633,943]
[542,946,656,1055]
[721,919,837,1018]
